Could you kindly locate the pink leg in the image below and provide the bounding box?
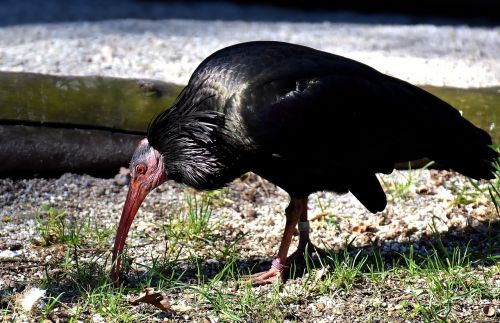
[245,197,308,285]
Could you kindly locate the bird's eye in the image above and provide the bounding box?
[135,164,146,175]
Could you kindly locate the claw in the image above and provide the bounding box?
[241,267,282,286]
[239,244,327,286]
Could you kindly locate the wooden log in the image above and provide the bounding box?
[0,72,497,177]
[0,72,183,132]
[0,72,183,177]
[0,125,142,177]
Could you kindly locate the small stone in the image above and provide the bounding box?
[206,258,219,265]
[266,218,275,226]
[49,313,60,323]
[8,243,22,250]
[244,209,257,219]
[118,167,130,176]
[100,45,113,61]
[18,287,46,311]
[0,249,22,259]
[92,314,105,323]
[482,305,496,317]
[416,185,430,194]
[114,173,130,186]
[372,298,383,307]
[471,205,488,218]
[316,302,325,310]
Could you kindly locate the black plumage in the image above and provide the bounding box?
[148,41,497,212]
[111,41,497,284]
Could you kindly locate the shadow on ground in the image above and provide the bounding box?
[1,0,498,27]
[3,217,493,312]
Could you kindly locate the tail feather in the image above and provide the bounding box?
[433,140,498,180]
[349,173,387,213]
[414,96,499,180]
[406,84,498,180]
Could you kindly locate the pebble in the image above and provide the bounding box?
[0,249,22,259]
[243,209,257,219]
[19,287,46,311]
[0,20,498,88]
[316,302,326,310]
[92,314,105,323]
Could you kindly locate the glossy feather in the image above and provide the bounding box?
[148,41,497,212]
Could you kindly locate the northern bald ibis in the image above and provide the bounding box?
[111,41,498,285]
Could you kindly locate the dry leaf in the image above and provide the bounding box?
[310,211,329,221]
[413,289,425,296]
[315,302,326,310]
[314,266,329,282]
[128,288,170,312]
[352,225,368,233]
[482,304,496,317]
[352,224,377,234]
[390,294,413,303]
[49,313,60,323]
[171,303,193,312]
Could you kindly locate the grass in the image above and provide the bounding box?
[180,240,498,322]
[34,204,113,248]
[315,195,340,229]
[3,232,498,322]
[163,193,215,240]
[379,161,434,200]
[398,243,495,321]
[453,163,499,209]
[2,162,499,322]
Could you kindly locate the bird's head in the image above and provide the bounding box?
[111,138,167,284]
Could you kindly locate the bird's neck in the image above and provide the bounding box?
[149,106,243,191]
[164,147,232,190]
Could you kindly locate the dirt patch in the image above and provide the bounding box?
[0,170,498,321]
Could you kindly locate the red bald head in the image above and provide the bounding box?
[111,138,167,284]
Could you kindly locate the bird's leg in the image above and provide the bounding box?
[297,208,311,249]
[285,210,327,265]
[246,197,307,285]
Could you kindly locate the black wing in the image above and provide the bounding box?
[241,54,496,211]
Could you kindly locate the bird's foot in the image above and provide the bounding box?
[242,259,287,286]
[286,242,327,266]
[241,243,327,286]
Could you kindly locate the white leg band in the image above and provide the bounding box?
[298,221,310,232]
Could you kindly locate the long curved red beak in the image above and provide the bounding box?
[111,180,150,285]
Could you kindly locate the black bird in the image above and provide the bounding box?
[111,41,498,285]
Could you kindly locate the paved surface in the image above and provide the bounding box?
[0,1,498,87]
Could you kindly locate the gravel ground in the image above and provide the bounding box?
[0,2,499,321]
[0,17,499,87]
[0,170,495,261]
[0,170,498,321]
